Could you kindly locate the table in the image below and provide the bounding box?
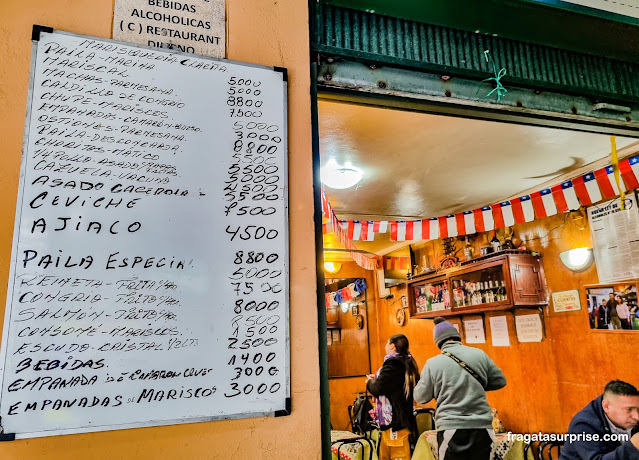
[411,431,534,460]
[331,430,378,460]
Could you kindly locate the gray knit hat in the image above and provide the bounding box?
[433,317,461,348]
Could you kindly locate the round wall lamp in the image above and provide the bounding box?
[324,262,342,274]
[340,302,350,313]
[559,247,594,272]
[320,159,363,189]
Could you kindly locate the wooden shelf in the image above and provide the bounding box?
[407,252,547,319]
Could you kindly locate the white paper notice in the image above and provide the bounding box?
[588,195,639,283]
[515,314,543,342]
[463,319,485,344]
[489,316,510,347]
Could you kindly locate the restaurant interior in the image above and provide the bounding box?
[319,98,639,459]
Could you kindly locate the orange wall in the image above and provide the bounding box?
[0,0,320,458]
[365,212,639,434]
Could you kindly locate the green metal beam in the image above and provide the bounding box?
[320,0,639,64]
[318,58,639,137]
[314,4,639,106]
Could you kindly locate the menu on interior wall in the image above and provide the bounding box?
[0,28,289,439]
[588,194,639,283]
[113,0,225,58]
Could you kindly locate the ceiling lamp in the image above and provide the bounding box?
[559,247,594,272]
[324,262,342,274]
[320,158,363,189]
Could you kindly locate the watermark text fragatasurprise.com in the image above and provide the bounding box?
[507,431,629,443]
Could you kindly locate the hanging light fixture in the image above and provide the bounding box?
[320,158,363,189]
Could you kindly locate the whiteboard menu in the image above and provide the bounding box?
[0,27,289,439]
[588,194,639,283]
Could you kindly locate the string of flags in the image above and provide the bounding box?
[325,278,368,307]
[322,156,639,245]
[322,188,380,270]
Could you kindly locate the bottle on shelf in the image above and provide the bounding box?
[480,234,493,255]
[490,231,501,252]
[463,237,474,261]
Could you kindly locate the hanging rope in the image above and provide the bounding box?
[610,135,625,210]
[477,50,507,102]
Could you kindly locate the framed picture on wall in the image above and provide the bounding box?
[585,281,638,331]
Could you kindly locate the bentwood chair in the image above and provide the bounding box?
[537,440,562,459]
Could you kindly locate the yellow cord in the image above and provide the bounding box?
[611,135,625,210]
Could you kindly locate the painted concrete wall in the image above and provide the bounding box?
[0,0,320,458]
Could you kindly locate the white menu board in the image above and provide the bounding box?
[0,27,289,439]
[588,194,639,283]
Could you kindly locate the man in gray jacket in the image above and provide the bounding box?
[413,317,507,460]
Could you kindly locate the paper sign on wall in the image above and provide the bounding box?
[113,0,225,58]
[552,289,582,312]
[489,316,510,347]
[515,314,543,342]
[588,195,639,283]
[463,319,485,344]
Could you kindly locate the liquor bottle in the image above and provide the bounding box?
[490,231,501,252]
[463,237,474,261]
[480,233,492,255]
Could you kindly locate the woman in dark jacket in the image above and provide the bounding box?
[366,334,420,460]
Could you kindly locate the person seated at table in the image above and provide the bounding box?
[366,334,421,460]
[559,380,639,460]
[413,317,507,460]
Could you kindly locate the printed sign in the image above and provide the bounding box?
[113,0,225,57]
[515,314,543,342]
[588,195,639,283]
[552,289,582,312]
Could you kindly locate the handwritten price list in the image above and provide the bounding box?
[0,30,288,438]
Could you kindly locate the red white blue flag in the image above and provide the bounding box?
[492,202,515,228]
[473,206,494,232]
[531,188,557,219]
[572,172,602,206]
[551,181,580,213]
[594,166,620,199]
[455,211,475,235]
[510,195,535,223]
[620,156,639,191]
